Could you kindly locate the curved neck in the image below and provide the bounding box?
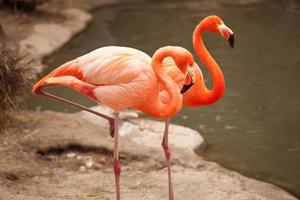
[150,47,182,118]
[193,23,225,104]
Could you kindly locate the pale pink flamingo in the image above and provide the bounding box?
[32,46,195,200]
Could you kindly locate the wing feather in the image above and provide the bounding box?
[76,46,152,85]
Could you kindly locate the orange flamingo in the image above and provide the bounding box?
[156,15,234,200]
[166,15,234,107]
[152,15,234,200]
[32,46,195,200]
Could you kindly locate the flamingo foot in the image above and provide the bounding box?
[114,158,121,200]
[162,143,174,200]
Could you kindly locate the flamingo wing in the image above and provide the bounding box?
[76,46,152,85]
[72,46,157,111]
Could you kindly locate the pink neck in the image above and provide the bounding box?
[149,47,182,118]
[193,23,225,105]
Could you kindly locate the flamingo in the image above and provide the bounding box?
[147,15,234,200]
[32,46,196,200]
[133,15,234,199]
[166,15,234,108]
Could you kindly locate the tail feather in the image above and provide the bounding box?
[32,61,97,100]
[32,61,84,94]
[43,76,97,99]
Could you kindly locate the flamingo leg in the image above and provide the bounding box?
[35,86,115,137]
[162,118,174,200]
[113,112,121,200]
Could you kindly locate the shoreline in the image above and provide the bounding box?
[0,0,297,199]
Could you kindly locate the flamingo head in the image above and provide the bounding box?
[202,15,234,48]
[180,65,195,94]
[171,48,196,94]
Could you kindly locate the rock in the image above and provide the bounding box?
[128,118,204,151]
[98,157,106,164]
[76,155,82,160]
[119,121,139,136]
[78,105,139,124]
[66,152,76,158]
[78,165,87,173]
[77,105,112,130]
[80,106,204,152]
[84,159,94,168]
[44,155,55,161]
[119,110,139,119]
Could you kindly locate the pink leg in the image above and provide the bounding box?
[162,118,174,200]
[113,112,121,200]
[35,86,115,137]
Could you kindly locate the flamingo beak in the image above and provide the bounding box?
[218,23,234,48]
[180,65,195,94]
[228,34,234,48]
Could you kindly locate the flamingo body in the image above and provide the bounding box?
[33,46,194,118]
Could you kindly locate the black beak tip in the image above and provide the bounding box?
[228,34,234,48]
[180,87,187,94]
[180,82,194,94]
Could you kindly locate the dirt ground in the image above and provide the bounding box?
[0,111,297,200]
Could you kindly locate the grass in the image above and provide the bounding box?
[1,0,49,12]
[0,46,35,130]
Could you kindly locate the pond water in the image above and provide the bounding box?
[27,0,300,197]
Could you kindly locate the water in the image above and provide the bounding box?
[27,0,300,197]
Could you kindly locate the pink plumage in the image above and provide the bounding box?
[32,45,196,200]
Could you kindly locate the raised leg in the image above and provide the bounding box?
[113,112,121,200]
[162,118,174,200]
[35,86,115,137]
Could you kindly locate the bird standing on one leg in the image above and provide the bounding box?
[32,46,196,200]
[32,15,235,200]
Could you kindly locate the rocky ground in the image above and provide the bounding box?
[0,0,298,199]
[0,109,296,200]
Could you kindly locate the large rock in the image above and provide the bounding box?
[78,105,204,152]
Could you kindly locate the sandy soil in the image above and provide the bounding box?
[0,111,296,200]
